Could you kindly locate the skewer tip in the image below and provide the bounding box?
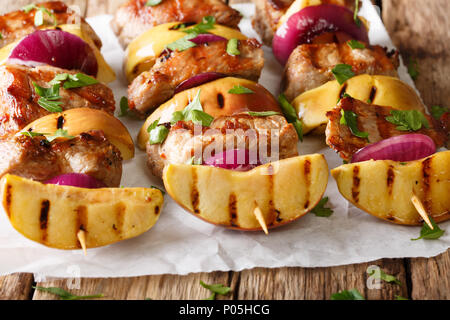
[411,194,434,230]
[253,204,269,235]
[77,229,87,256]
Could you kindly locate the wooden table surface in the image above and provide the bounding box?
[0,0,449,300]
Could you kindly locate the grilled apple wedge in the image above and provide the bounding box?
[163,155,329,231]
[1,175,164,249]
[331,151,450,225]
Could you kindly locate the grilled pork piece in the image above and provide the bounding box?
[0,64,115,138]
[112,0,242,48]
[283,43,399,101]
[128,39,264,116]
[252,0,357,46]
[0,1,102,49]
[325,97,447,161]
[146,113,299,178]
[0,130,122,187]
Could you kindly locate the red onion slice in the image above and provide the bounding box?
[190,34,227,44]
[272,4,369,65]
[351,134,436,163]
[204,149,260,171]
[175,72,226,94]
[8,29,98,76]
[45,173,106,189]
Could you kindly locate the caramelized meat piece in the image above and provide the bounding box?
[283,43,399,101]
[112,0,242,48]
[0,1,101,49]
[146,113,299,178]
[128,39,264,116]
[325,97,447,160]
[0,130,122,187]
[0,64,115,137]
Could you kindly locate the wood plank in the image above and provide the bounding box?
[383,0,450,300]
[237,259,407,300]
[0,273,34,300]
[33,271,237,300]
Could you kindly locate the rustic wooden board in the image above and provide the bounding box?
[0,0,448,300]
[383,0,450,300]
[0,273,34,300]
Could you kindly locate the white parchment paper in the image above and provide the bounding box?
[0,0,448,278]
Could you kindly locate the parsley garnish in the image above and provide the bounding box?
[166,16,217,51]
[200,281,231,300]
[49,73,98,89]
[385,110,430,131]
[407,58,419,80]
[20,131,48,138]
[332,64,355,85]
[119,96,129,117]
[33,286,103,300]
[45,129,75,142]
[166,33,198,52]
[147,119,169,145]
[411,217,445,240]
[170,90,214,127]
[367,268,402,285]
[430,105,448,120]
[22,4,57,27]
[182,16,215,35]
[0,32,3,40]
[145,0,162,6]
[246,111,280,117]
[226,39,240,56]
[32,82,63,113]
[311,197,333,217]
[228,85,254,94]
[21,130,75,143]
[354,0,361,27]
[331,289,365,300]
[395,295,409,300]
[347,39,365,49]
[278,93,303,141]
[340,109,369,140]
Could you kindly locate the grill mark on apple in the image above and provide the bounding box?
[369,86,377,102]
[228,193,238,227]
[114,203,126,239]
[421,157,433,213]
[267,165,277,226]
[76,206,87,249]
[352,166,360,203]
[339,84,348,100]
[303,159,311,209]
[4,184,12,218]
[217,93,225,109]
[191,167,200,214]
[275,210,282,223]
[40,200,50,243]
[56,115,65,129]
[387,165,395,196]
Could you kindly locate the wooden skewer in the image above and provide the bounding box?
[411,194,433,230]
[253,204,269,235]
[77,230,87,256]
